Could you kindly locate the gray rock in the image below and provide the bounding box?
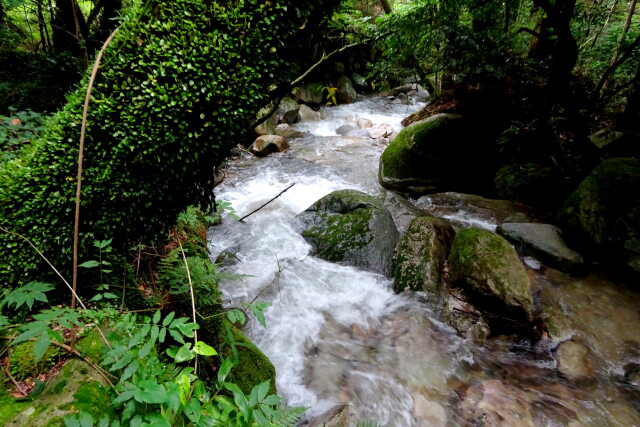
[276,97,300,124]
[497,223,584,273]
[274,124,307,140]
[336,75,357,104]
[297,189,399,277]
[298,104,321,121]
[292,83,325,105]
[250,135,289,156]
[356,118,373,129]
[393,215,455,293]
[368,124,394,139]
[335,124,370,138]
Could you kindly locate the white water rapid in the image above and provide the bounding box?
[209,97,640,426]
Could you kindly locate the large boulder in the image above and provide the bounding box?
[2,359,113,426]
[298,104,321,121]
[557,157,640,275]
[448,228,534,323]
[496,223,584,273]
[297,190,399,276]
[378,114,493,195]
[393,215,455,293]
[336,75,357,104]
[494,163,565,210]
[276,96,300,124]
[291,82,325,106]
[249,135,289,156]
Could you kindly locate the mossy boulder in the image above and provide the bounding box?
[557,157,640,276]
[494,163,565,210]
[297,190,399,277]
[3,359,113,426]
[220,324,277,396]
[9,341,63,381]
[291,82,325,106]
[448,228,534,323]
[336,75,357,104]
[378,114,493,196]
[496,222,584,274]
[393,215,455,294]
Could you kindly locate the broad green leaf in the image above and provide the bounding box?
[173,343,195,363]
[79,260,100,268]
[13,323,48,344]
[33,332,50,363]
[193,341,217,356]
[152,310,161,324]
[162,311,175,327]
[217,358,235,385]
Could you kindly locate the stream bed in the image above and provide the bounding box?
[208,97,640,426]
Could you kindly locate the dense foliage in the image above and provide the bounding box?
[0,0,339,290]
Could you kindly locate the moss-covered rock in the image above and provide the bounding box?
[3,359,113,426]
[494,163,565,210]
[297,189,399,277]
[393,215,455,293]
[220,323,277,396]
[448,228,534,323]
[9,341,63,381]
[336,75,357,104]
[557,157,640,276]
[378,114,494,196]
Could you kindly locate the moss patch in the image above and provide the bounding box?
[448,228,533,322]
[220,323,277,396]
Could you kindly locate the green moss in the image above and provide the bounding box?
[448,228,533,317]
[220,323,277,396]
[380,114,462,179]
[0,390,29,425]
[9,341,63,381]
[302,208,372,261]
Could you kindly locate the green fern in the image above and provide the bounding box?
[269,405,307,426]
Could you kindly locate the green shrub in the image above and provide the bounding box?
[0,0,340,290]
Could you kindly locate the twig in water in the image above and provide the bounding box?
[238,183,295,222]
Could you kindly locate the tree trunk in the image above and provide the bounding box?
[380,0,392,14]
[36,0,50,52]
[0,1,5,27]
[622,61,640,129]
[51,0,88,57]
[603,0,637,90]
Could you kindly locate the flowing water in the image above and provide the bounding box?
[208,97,640,426]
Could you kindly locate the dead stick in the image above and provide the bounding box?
[238,183,295,222]
[71,28,119,309]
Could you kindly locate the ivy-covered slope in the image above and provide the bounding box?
[0,0,339,288]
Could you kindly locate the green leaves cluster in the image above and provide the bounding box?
[0,0,340,290]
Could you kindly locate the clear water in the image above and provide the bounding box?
[209,97,640,426]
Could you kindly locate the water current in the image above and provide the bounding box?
[208,97,640,426]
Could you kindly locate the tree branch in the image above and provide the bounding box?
[238,183,295,222]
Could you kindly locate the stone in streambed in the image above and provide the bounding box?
[379,114,494,195]
[393,215,455,294]
[557,157,640,276]
[297,190,399,277]
[497,222,584,273]
[249,135,289,156]
[555,340,595,381]
[335,124,370,138]
[448,228,534,323]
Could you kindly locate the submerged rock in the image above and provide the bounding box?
[497,222,584,273]
[368,123,394,139]
[460,379,535,426]
[393,215,455,294]
[557,157,640,276]
[274,123,307,140]
[555,340,595,381]
[356,117,373,129]
[335,124,370,138]
[448,228,534,323]
[249,135,289,156]
[297,190,399,277]
[378,114,494,195]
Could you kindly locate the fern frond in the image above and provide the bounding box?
[269,406,307,427]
